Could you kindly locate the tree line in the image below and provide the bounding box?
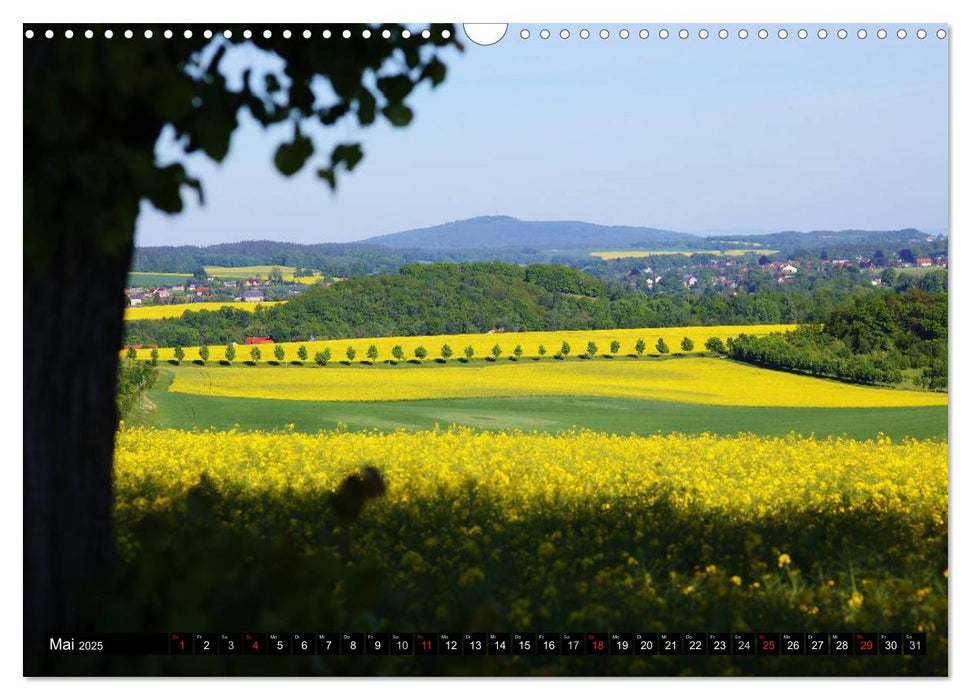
[137,334,710,368]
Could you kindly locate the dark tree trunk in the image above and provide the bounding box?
[23,235,132,673]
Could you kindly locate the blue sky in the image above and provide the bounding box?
[135,24,948,246]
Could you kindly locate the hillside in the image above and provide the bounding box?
[122,262,870,348]
[360,215,701,249]
[707,228,938,249]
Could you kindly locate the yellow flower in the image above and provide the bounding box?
[730,576,743,586]
[458,568,485,588]
[777,553,791,568]
[848,591,864,609]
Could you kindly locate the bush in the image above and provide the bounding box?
[250,346,261,362]
[464,345,475,360]
[346,346,357,362]
[367,345,379,362]
[392,345,404,362]
[225,345,236,363]
[297,345,309,363]
[115,358,156,421]
[586,341,598,358]
[315,348,332,366]
[704,337,726,354]
[610,340,620,355]
[491,344,502,359]
[560,342,571,357]
[635,339,646,356]
[681,337,694,353]
[441,344,453,360]
[415,346,428,360]
[656,338,669,354]
[173,346,185,364]
[199,345,210,364]
[274,344,285,363]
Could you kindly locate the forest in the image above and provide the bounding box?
[727,288,947,389]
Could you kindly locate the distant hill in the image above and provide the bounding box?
[359,215,701,250]
[130,223,945,276]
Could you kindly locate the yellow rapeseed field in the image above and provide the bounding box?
[124,301,283,321]
[111,426,948,671]
[127,324,794,361]
[165,357,947,407]
[591,249,778,259]
[114,427,947,524]
[204,265,321,284]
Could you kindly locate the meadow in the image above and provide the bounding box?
[128,272,192,287]
[125,301,284,321]
[141,385,947,440]
[101,426,947,675]
[590,249,778,259]
[126,324,797,362]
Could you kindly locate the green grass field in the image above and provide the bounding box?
[138,370,947,440]
[127,272,192,287]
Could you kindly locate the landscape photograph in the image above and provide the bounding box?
[24,22,947,677]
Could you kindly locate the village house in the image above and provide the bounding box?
[242,289,265,302]
[916,257,933,267]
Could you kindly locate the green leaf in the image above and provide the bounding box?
[316,167,336,190]
[357,89,376,126]
[332,143,364,172]
[273,133,314,177]
[318,103,350,126]
[147,164,189,214]
[421,59,447,87]
[376,74,413,103]
[183,175,205,206]
[382,103,413,127]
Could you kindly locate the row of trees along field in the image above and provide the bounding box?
[133,335,711,367]
[727,288,946,389]
[123,262,878,348]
